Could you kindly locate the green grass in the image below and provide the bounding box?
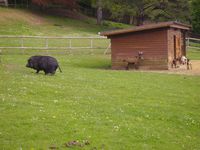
[187,48,200,60]
[0,7,200,150]
[0,7,130,36]
[0,54,200,150]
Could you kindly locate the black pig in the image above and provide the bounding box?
[26,56,62,75]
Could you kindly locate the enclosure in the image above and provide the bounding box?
[101,21,191,70]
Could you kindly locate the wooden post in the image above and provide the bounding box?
[69,39,72,54]
[90,39,94,54]
[21,38,24,54]
[90,39,93,48]
[69,39,72,49]
[104,43,111,55]
[0,49,2,63]
[45,38,49,54]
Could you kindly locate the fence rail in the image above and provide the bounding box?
[186,37,200,50]
[0,36,199,55]
[0,35,110,54]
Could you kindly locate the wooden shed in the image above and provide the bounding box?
[101,21,191,70]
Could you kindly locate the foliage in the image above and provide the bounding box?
[159,0,190,23]
[79,0,191,26]
[191,0,200,34]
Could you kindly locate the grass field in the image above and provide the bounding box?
[0,54,200,150]
[0,7,200,150]
[0,7,130,36]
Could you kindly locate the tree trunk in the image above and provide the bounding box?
[97,0,103,25]
[129,15,134,25]
[136,13,144,26]
[4,0,8,6]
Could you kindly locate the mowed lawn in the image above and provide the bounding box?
[0,54,200,150]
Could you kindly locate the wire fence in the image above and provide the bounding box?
[0,35,111,55]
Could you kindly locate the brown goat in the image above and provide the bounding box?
[171,58,179,68]
[187,58,192,70]
[123,51,144,70]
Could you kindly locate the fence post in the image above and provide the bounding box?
[90,39,94,54]
[104,43,111,55]
[21,37,24,54]
[69,39,72,54]
[186,38,190,51]
[90,39,93,48]
[0,49,2,63]
[45,38,49,54]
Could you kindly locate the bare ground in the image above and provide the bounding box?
[140,60,200,76]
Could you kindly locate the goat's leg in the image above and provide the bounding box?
[189,63,192,70]
[126,62,129,70]
[171,62,174,68]
[135,62,139,69]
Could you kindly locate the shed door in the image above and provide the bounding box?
[173,35,181,59]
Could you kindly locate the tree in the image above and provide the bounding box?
[4,0,8,6]
[104,0,136,24]
[78,0,191,26]
[104,0,191,26]
[128,0,168,26]
[103,0,167,26]
[191,0,200,33]
[155,0,190,23]
[96,0,103,25]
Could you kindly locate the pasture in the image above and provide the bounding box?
[0,7,200,150]
[1,54,200,149]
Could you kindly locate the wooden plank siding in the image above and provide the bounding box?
[167,28,186,68]
[101,22,190,70]
[109,28,169,70]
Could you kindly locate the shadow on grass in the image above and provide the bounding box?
[71,63,111,70]
[62,55,112,70]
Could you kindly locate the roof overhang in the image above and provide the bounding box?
[100,21,191,37]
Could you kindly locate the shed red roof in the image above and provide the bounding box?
[100,21,191,36]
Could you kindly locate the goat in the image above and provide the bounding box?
[181,56,187,65]
[171,56,192,70]
[171,58,178,68]
[180,56,192,70]
[123,51,144,70]
[186,58,192,70]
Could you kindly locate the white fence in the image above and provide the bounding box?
[0,35,110,54]
[0,35,199,55]
[186,37,200,50]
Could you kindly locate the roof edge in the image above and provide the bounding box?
[100,21,191,37]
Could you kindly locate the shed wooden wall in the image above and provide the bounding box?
[109,28,168,70]
[167,28,186,68]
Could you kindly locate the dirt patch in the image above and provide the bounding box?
[0,9,47,25]
[139,60,200,76]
